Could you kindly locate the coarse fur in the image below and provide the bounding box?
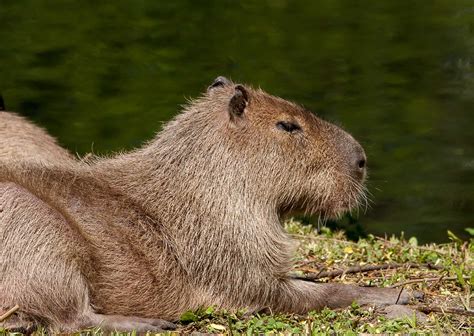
[0,78,421,333]
[0,111,74,166]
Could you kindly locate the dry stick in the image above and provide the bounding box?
[313,267,327,279]
[413,305,474,317]
[459,293,471,312]
[389,276,470,288]
[0,304,19,323]
[430,274,447,288]
[300,263,444,280]
[395,286,405,304]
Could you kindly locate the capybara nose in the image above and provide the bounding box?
[353,148,367,179]
[357,157,366,170]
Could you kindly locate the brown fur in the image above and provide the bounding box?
[0,78,420,333]
[0,112,74,166]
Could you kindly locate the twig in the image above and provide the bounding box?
[389,276,470,288]
[299,263,444,280]
[458,293,471,311]
[430,274,446,288]
[312,267,327,279]
[395,287,405,304]
[413,305,474,317]
[0,304,19,322]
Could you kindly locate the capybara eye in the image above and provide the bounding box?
[276,121,302,133]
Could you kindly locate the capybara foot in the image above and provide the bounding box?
[382,304,428,322]
[87,314,176,332]
[357,286,424,306]
[316,283,424,309]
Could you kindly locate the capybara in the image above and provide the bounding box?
[0,77,420,333]
[0,98,74,166]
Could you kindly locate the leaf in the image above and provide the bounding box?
[408,237,418,247]
[274,321,288,329]
[465,227,474,236]
[204,306,215,316]
[447,230,462,244]
[180,311,199,323]
[209,323,226,331]
[451,265,466,287]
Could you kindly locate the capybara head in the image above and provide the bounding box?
[164,76,367,221]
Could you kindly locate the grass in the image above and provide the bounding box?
[1,220,473,335]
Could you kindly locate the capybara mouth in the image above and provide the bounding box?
[323,189,369,221]
[280,184,368,223]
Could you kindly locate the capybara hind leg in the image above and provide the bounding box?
[0,182,175,333]
[80,313,176,332]
[0,311,36,335]
[0,265,94,333]
[0,182,94,332]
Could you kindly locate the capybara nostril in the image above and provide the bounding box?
[351,150,367,180]
[350,144,366,175]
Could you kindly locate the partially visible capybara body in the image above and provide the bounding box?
[0,77,419,333]
[0,111,74,165]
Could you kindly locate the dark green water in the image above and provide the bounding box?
[1,1,473,243]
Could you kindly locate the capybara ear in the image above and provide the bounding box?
[229,85,249,119]
[0,95,4,111]
[207,76,232,92]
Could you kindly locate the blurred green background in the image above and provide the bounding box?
[1,0,473,242]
